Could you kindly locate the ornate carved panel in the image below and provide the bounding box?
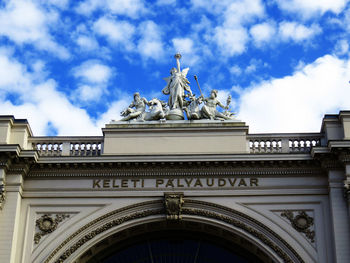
[34,214,71,244]
[280,210,315,243]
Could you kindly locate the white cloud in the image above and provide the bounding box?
[0,51,30,93]
[278,22,322,42]
[172,38,199,66]
[137,20,165,60]
[0,51,101,135]
[334,39,349,56]
[73,61,112,83]
[75,85,104,102]
[275,0,348,18]
[0,0,69,59]
[250,22,276,46]
[106,0,147,17]
[93,16,135,50]
[0,48,132,135]
[238,54,350,133]
[200,0,265,57]
[214,26,249,56]
[76,35,99,51]
[191,0,265,20]
[72,60,113,102]
[223,0,265,25]
[75,0,147,18]
[229,65,242,76]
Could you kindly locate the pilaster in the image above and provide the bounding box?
[0,172,23,263]
[328,169,350,263]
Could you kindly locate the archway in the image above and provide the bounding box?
[43,199,305,263]
[79,221,272,263]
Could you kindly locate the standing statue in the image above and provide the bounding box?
[201,90,233,120]
[162,53,192,120]
[120,92,148,121]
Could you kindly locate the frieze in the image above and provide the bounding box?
[34,214,70,244]
[27,165,325,178]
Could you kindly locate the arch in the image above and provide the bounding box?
[43,199,305,263]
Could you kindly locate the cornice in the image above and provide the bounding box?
[35,153,314,164]
[27,162,324,178]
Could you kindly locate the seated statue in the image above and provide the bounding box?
[139,98,166,121]
[120,92,148,121]
[201,90,232,120]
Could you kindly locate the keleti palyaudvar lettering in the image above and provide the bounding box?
[92,178,259,189]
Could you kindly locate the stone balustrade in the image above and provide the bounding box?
[29,137,103,156]
[28,133,324,156]
[247,133,324,153]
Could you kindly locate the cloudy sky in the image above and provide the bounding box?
[1,0,350,135]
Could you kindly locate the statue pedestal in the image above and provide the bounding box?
[165,108,184,120]
[103,120,249,155]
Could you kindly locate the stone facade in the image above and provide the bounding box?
[1,112,350,262]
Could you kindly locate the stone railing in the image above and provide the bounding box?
[29,137,103,156]
[247,133,324,154]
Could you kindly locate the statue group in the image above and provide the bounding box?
[120,54,235,122]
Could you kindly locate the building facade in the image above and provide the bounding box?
[1,112,350,262]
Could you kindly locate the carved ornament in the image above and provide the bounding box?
[281,210,314,243]
[164,192,184,220]
[34,214,70,244]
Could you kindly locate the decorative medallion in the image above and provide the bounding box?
[164,192,184,220]
[0,183,5,210]
[281,210,315,243]
[34,214,70,244]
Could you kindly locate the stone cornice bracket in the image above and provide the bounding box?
[318,155,343,171]
[34,214,70,244]
[281,210,315,243]
[164,192,184,220]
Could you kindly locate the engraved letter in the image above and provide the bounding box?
[156,179,164,187]
[131,179,140,188]
[177,178,184,187]
[103,179,110,188]
[206,178,214,187]
[218,178,226,187]
[166,179,175,188]
[93,179,101,188]
[238,179,247,187]
[250,178,259,186]
[185,178,193,187]
[228,178,237,187]
[194,178,203,187]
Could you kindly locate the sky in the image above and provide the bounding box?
[1,0,350,136]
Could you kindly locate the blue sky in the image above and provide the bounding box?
[1,0,350,135]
